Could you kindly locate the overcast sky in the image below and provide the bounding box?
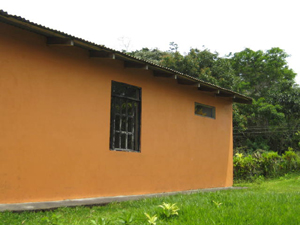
[2,0,300,84]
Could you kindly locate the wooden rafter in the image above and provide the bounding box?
[153,70,174,77]
[198,85,218,92]
[89,50,115,59]
[216,91,235,98]
[47,37,74,46]
[124,61,148,70]
[177,77,198,85]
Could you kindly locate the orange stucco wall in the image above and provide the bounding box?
[0,22,233,204]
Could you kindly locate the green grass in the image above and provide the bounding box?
[1,173,300,225]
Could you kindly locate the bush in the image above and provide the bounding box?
[282,148,300,172]
[233,153,259,180]
[234,148,300,180]
[260,151,281,177]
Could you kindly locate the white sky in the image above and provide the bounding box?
[2,0,300,84]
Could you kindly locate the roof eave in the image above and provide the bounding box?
[0,10,252,104]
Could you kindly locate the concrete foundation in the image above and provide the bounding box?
[0,187,246,212]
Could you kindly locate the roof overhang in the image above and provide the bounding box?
[0,10,252,104]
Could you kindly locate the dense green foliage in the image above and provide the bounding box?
[233,148,300,180]
[2,173,300,224]
[129,44,300,153]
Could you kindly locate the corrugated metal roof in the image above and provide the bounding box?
[0,9,252,104]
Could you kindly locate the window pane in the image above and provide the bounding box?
[112,82,127,97]
[112,81,140,100]
[121,116,127,131]
[133,102,138,116]
[128,135,132,149]
[202,107,213,117]
[115,115,120,131]
[126,86,139,99]
[119,99,125,115]
[128,118,132,133]
[121,133,126,149]
[195,103,215,119]
[115,132,120,148]
[127,101,133,116]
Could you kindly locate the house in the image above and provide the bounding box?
[0,10,251,207]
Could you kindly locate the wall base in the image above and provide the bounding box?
[0,187,246,212]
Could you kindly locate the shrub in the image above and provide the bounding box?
[234,148,300,180]
[260,151,282,177]
[233,153,260,180]
[282,148,300,172]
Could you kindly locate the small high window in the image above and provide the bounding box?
[110,81,141,152]
[195,102,215,119]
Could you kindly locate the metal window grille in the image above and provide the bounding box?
[110,81,141,152]
[195,102,216,119]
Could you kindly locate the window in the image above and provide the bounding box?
[195,102,215,119]
[110,81,141,152]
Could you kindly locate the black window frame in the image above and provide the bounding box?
[109,81,141,152]
[195,102,216,119]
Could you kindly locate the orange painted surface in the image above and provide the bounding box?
[0,22,233,204]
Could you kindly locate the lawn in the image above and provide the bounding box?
[1,173,300,225]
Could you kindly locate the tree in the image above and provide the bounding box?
[231,48,299,152]
[230,48,296,97]
[128,48,167,65]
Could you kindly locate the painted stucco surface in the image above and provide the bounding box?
[0,22,233,204]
